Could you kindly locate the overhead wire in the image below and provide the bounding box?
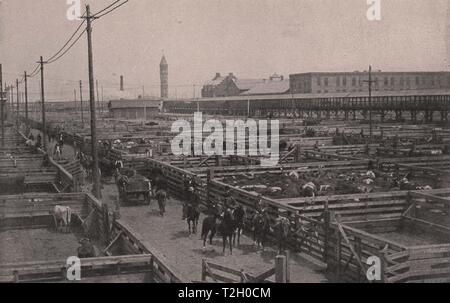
[94,0,129,19]
[46,11,87,62]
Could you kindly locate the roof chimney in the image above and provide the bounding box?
[120,75,124,91]
[215,73,221,79]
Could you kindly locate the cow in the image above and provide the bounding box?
[50,206,73,233]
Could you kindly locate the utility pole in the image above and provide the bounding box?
[83,5,101,199]
[96,79,100,115]
[16,79,19,129]
[0,64,4,148]
[101,85,104,113]
[24,71,28,122]
[79,80,84,126]
[363,65,375,141]
[39,56,48,151]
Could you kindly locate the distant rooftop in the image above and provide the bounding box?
[241,79,290,96]
[109,99,162,109]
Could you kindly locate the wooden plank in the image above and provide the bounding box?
[252,267,275,282]
[207,262,243,277]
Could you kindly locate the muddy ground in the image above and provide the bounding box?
[0,229,80,264]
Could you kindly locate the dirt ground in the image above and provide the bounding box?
[92,182,327,283]
[0,229,80,264]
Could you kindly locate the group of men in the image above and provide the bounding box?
[184,177,294,253]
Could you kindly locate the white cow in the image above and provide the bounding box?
[50,206,73,233]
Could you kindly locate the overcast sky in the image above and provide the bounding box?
[1,0,449,101]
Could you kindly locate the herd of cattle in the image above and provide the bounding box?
[222,167,439,199]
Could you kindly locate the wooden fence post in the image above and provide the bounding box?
[201,259,206,282]
[102,204,111,245]
[282,250,291,283]
[323,200,330,264]
[275,255,287,283]
[355,237,362,282]
[336,227,342,279]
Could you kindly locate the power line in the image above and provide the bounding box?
[28,66,41,78]
[92,0,122,17]
[46,11,87,62]
[47,28,87,64]
[94,0,129,19]
[28,64,41,78]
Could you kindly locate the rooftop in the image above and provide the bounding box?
[241,79,290,96]
[166,88,450,103]
[109,99,162,109]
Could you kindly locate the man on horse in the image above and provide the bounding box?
[223,188,238,211]
[273,214,291,253]
[218,206,235,255]
[116,172,129,200]
[252,208,270,251]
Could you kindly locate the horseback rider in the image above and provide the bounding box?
[273,214,291,253]
[183,176,198,219]
[223,188,237,211]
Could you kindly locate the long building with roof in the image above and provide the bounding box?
[201,73,287,97]
[162,88,450,122]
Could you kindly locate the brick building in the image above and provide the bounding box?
[290,71,450,94]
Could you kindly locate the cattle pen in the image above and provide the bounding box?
[4,113,450,283]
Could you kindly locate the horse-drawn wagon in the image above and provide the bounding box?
[117,171,152,205]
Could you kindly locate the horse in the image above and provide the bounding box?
[252,212,270,251]
[183,203,200,237]
[273,217,291,253]
[201,212,218,251]
[116,174,129,199]
[155,188,167,217]
[232,205,246,246]
[218,208,235,255]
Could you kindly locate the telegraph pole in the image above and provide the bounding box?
[24,71,29,121]
[16,79,19,129]
[0,64,4,148]
[39,56,48,151]
[8,85,12,122]
[363,65,375,141]
[96,79,100,115]
[84,5,101,199]
[79,80,84,126]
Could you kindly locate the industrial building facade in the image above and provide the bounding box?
[290,71,450,94]
[108,99,161,120]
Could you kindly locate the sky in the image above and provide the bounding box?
[1,0,449,101]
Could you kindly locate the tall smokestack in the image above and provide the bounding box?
[120,75,124,91]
